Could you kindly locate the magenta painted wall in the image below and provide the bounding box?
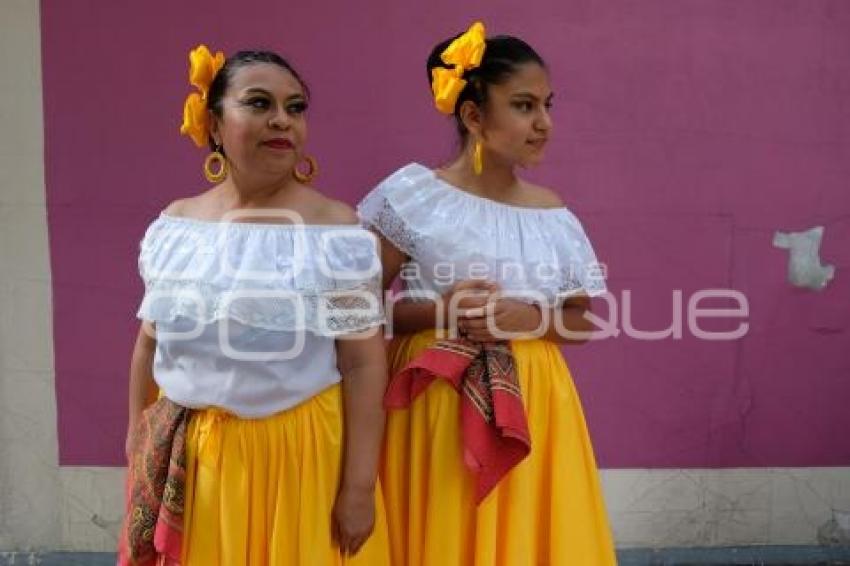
[41,0,850,466]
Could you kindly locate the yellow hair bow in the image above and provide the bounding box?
[431,21,486,115]
[180,44,226,147]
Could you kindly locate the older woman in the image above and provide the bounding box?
[119,47,390,566]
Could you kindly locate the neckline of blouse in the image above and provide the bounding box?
[157,212,366,230]
[412,163,568,215]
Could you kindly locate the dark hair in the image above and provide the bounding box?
[206,50,309,150]
[427,34,546,141]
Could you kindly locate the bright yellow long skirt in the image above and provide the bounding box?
[181,384,391,566]
[381,331,617,566]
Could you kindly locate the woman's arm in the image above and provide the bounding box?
[371,230,508,337]
[541,295,595,345]
[389,300,442,335]
[390,279,499,336]
[332,329,388,555]
[372,232,441,335]
[126,321,158,457]
[459,295,597,345]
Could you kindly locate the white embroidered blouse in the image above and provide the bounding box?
[136,213,384,417]
[357,163,607,304]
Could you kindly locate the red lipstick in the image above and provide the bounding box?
[262,138,294,150]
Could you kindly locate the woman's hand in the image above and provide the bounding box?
[458,296,544,343]
[124,417,138,461]
[334,330,386,556]
[332,485,376,556]
[127,321,158,462]
[442,279,499,334]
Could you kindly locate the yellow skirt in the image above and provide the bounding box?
[381,331,617,566]
[181,384,391,566]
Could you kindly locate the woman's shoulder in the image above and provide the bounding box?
[310,193,360,226]
[372,162,433,192]
[159,187,361,227]
[160,191,217,220]
[162,198,189,217]
[359,162,434,211]
[518,180,565,209]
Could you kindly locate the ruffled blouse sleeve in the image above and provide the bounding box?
[136,215,385,336]
[358,163,607,301]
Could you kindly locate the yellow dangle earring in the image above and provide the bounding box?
[293,155,318,183]
[473,139,484,175]
[204,144,228,183]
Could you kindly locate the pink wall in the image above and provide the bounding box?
[41,0,850,466]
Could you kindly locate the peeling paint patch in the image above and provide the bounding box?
[818,510,850,546]
[773,226,836,291]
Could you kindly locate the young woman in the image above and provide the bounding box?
[358,23,617,565]
[120,47,390,565]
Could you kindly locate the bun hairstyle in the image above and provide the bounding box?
[427,33,546,141]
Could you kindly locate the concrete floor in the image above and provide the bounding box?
[3,547,850,566]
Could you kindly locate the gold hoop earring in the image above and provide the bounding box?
[473,140,483,175]
[293,155,318,184]
[204,146,228,183]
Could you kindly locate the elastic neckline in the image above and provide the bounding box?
[158,212,363,230]
[412,163,567,214]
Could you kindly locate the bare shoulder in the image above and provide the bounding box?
[521,181,565,208]
[162,192,212,218]
[312,193,359,225]
[162,197,191,217]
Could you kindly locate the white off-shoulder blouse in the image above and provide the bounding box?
[357,163,607,304]
[136,213,384,417]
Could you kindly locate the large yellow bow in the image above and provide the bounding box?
[431,21,486,115]
[180,44,226,147]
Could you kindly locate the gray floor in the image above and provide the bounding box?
[618,546,850,565]
[3,547,850,565]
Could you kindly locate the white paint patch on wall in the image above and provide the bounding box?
[773,226,836,291]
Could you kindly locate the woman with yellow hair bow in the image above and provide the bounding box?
[119,46,391,565]
[358,23,617,565]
